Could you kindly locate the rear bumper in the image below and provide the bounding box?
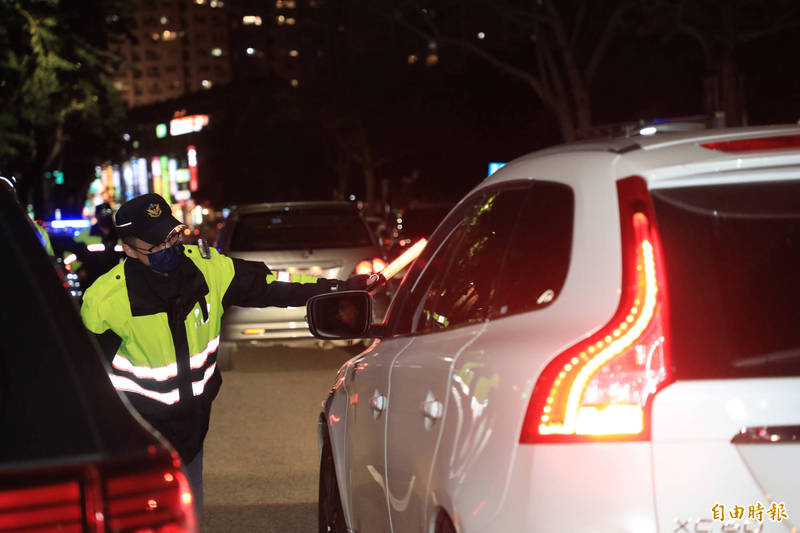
[222,319,313,342]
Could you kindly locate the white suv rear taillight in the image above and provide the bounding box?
[520,176,673,443]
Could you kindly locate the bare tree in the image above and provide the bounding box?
[642,0,800,126]
[385,0,638,141]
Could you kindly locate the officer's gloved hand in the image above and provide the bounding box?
[340,273,384,291]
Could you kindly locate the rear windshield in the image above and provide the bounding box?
[652,180,800,379]
[230,208,374,251]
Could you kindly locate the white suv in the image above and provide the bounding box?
[308,125,800,533]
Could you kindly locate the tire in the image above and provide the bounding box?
[319,432,347,533]
[216,341,235,372]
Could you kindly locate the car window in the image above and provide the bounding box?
[491,181,574,318]
[417,187,528,332]
[652,180,800,379]
[387,201,475,336]
[229,207,374,251]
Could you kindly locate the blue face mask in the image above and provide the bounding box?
[148,243,184,273]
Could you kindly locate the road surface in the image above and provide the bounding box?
[202,342,359,532]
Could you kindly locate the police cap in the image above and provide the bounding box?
[114,193,182,245]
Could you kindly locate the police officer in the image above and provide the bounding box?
[80,193,377,519]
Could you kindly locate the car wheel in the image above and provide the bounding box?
[216,341,235,372]
[319,432,347,533]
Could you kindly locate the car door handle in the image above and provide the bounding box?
[370,390,386,419]
[423,399,443,420]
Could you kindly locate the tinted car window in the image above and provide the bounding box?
[388,204,472,336]
[652,180,800,379]
[419,187,528,332]
[492,182,574,318]
[230,208,374,251]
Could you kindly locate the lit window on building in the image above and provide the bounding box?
[288,49,299,57]
[246,47,255,55]
[285,17,296,25]
[407,54,418,64]
[160,16,168,24]
[425,53,438,66]
[277,15,285,24]
[284,0,296,7]
[162,30,177,40]
[290,79,299,87]
[211,48,223,56]
[242,15,262,25]
[209,0,223,7]
[201,79,213,89]
[308,0,319,6]
[151,33,160,41]
[195,0,205,4]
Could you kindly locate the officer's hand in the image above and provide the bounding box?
[341,273,384,291]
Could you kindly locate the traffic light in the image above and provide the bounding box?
[53,170,64,185]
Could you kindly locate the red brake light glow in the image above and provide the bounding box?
[372,258,386,273]
[520,176,671,443]
[700,134,800,153]
[355,260,373,275]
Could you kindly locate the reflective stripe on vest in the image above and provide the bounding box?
[111,335,220,381]
[110,362,218,405]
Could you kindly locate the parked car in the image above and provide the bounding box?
[0,181,197,531]
[215,201,390,370]
[308,125,800,533]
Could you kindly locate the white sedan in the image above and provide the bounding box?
[309,125,800,533]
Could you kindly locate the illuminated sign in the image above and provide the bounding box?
[488,162,506,176]
[156,123,168,138]
[160,156,170,203]
[169,115,209,136]
[188,145,199,192]
[151,157,162,195]
[122,163,134,200]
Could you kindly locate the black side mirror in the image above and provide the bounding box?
[307,290,373,340]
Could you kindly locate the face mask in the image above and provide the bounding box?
[148,243,184,273]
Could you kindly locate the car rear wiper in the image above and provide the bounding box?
[732,348,800,368]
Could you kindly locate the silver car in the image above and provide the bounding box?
[216,201,389,369]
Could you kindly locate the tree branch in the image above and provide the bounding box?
[585,1,633,82]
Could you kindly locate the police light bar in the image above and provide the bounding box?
[381,238,427,281]
[50,219,90,229]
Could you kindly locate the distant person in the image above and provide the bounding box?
[78,203,123,286]
[79,193,381,521]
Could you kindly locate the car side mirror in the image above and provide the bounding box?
[307,290,376,340]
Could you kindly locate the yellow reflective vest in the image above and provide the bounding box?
[81,245,337,461]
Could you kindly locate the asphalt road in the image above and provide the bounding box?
[201,342,360,533]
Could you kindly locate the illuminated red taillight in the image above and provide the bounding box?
[355,260,372,275]
[0,480,83,532]
[0,448,196,533]
[701,134,800,153]
[104,450,195,532]
[520,176,671,443]
[355,257,387,276]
